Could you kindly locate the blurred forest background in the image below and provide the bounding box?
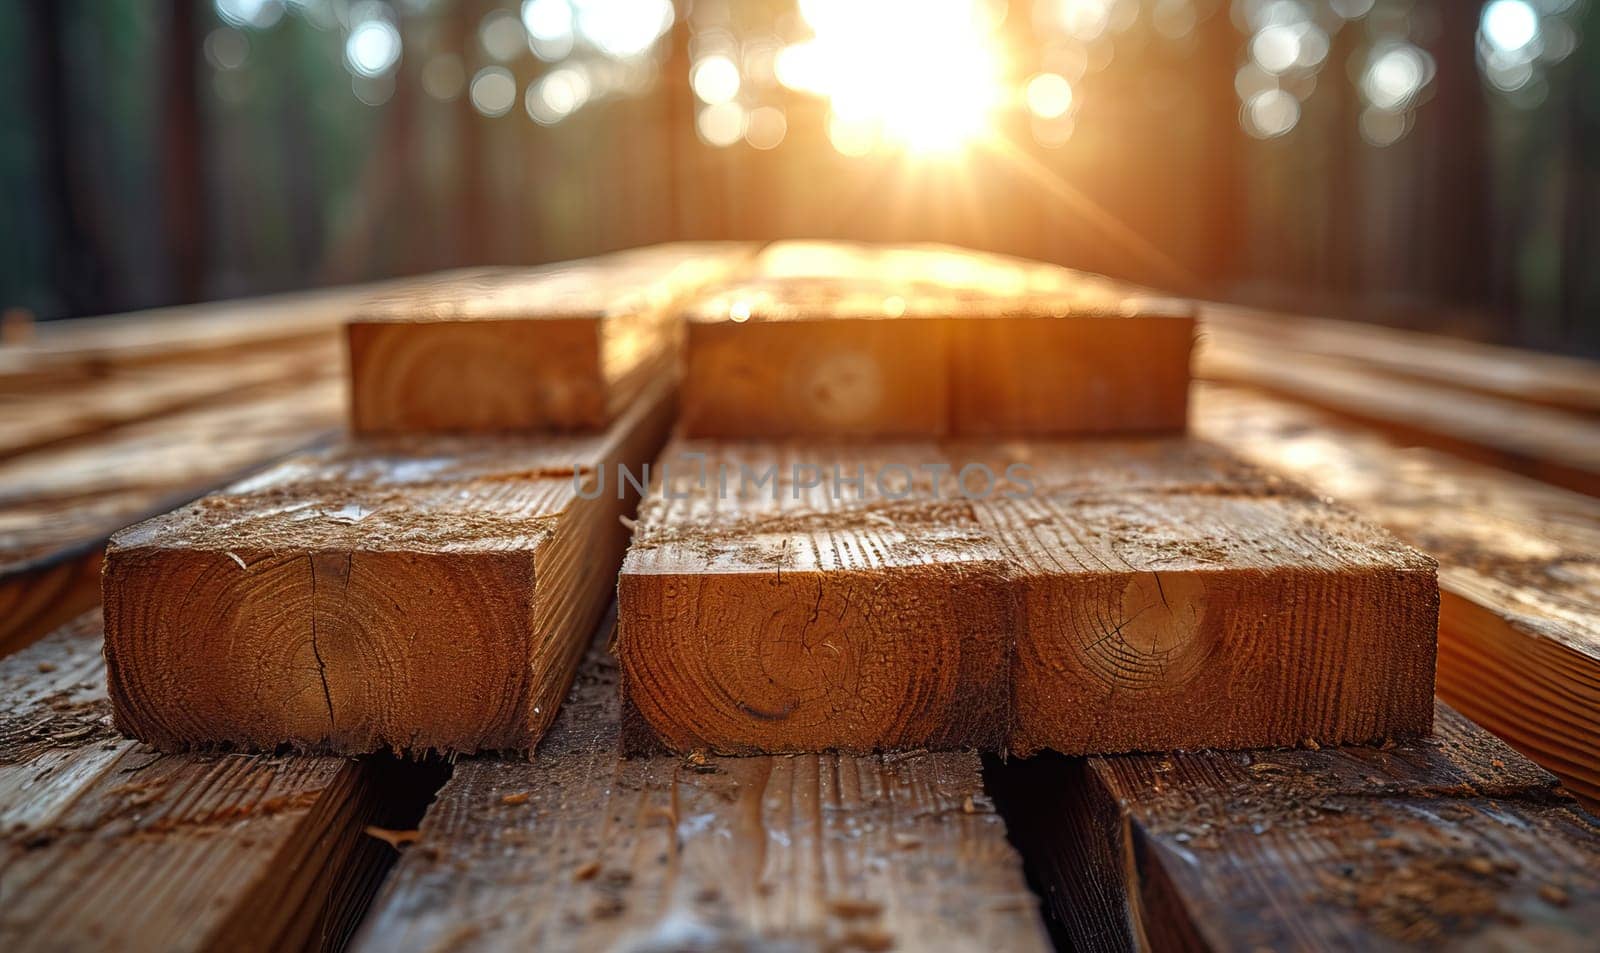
[1,0,1596,356]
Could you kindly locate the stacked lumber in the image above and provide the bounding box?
[680,241,1194,437]
[0,612,435,953]
[0,272,498,387]
[0,287,354,387]
[1197,320,1600,496]
[103,380,673,754]
[0,279,405,654]
[352,614,1052,953]
[992,703,1600,950]
[0,337,339,461]
[0,379,343,656]
[7,241,1599,949]
[1203,303,1600,415]
[346,243,750,434]
[1197,384,1600,806]
[617,436,1437,755]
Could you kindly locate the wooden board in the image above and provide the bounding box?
[971,439,1439,756]
[991,702,1600,951]
[1198,384,1600,807]
[351,614,1053,953]
[1197,332,1600,497]
[103,381,673,755]
[1204,302,1600,416]
[618,436,1436,755]
[680,241,1193,438]
[346,243,747,435]
[0,271,501,388]
[618,439,1017,754]
[0,337,339,461]
[0,612,427,953]
[0,379,343,656]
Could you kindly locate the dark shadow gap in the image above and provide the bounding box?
[313,752,453,953]
[984,751,1132,953]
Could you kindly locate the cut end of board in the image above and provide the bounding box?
[617,555,1016,755]
[345,245,748,436]
[103,383,675,756]
[983,444,1440,756]
[677,243,1197,439]
[615,443,1017,753]
[347,316,615,435]
[105,543,542,754]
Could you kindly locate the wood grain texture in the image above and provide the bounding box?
[0,613,400,953]
[976,439,1439,756]
[618,439,1016,754]
[1197,332,1600,496]
[351,617,1052,953]
[993,702,1600,952]
[619,436,1436,755]
[103,381,673,755]
[1203,303,1600,416]
[1198,384,1600,807]
[347,243,749,435]
[680,241,1193,438]
[0,379,343,656]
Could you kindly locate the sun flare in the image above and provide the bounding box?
[779,0,1008,156]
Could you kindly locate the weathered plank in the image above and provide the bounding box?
[618,436,1436,755]
[1198,383,1600,807]
[103,381,673,755]
[1197,333,1600,496]
[350,614,1053,953]
[0,379,343,656]
[680,241,1193,438]
[1204,303,1600,416]
[971,438,1438,756]
[347,244,747,434]
[991,702,1600,952]
[0,612,426,953]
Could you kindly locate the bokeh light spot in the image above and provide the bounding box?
[1025,73,1074,120]
[470,66,518,117]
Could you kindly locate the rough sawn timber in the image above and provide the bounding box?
[102,381,672,755]
[350,616,1053,953]
[992,702,1600,952]
[679,241,1193,438]
[617,438,1017,754]
[617,436,1438,755]
[1197,332,1600,497]
[0,336,339,461]
[346,243,748,435]
[1202,302,1600,416]
[0,378,343,657]
[1197,384,1600,807]
[972,438,1439,756]
[0,613,401,953]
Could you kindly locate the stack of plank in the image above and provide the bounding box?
[47,242,1063,951]
[5,240,1600,952]
[620,241,1439,757]
[1197,304,1600,496]
[0,287,369,654]
[0,269,510,653]
[102,245,751,755]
